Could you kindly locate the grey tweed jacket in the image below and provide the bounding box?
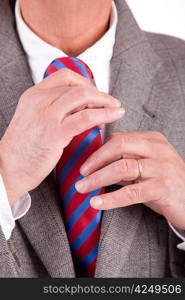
[0,0,185,277]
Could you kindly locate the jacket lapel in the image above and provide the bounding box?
[95,0,163,277]
[107,0,163,136]
[19,174,76,277]
[0,0,75,277]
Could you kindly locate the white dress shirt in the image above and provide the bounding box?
[0,0,185,252]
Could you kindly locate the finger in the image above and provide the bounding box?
[52,87,121,115]
[80,135,142,176]
[61,107,125,139]
[37,68,94,89]
[76,159,140,193]
[77,158,167,193]
[105,131,166,142]
[81,132,168,175]
[89,179,161,210]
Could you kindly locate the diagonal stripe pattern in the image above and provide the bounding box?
[44,57,104,277]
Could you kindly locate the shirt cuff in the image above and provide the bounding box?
[168,221,185,251]
[0,175,31,240]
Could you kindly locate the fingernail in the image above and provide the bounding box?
[114,108,125,117]
[75,181,85,192]
[80,164,90,176]
[90,197,103,208]
[115,100,121,107]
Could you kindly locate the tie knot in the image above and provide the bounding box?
[44,57,94,80]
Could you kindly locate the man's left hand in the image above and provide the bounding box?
[75,131,185,230]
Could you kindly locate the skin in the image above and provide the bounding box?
[0,70,123,205]
[0,0,185,231]
[20,0,112,56]
[76,132,185,229]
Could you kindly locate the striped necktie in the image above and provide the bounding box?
[44,57,104,277]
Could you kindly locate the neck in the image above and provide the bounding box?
[20,0,112,56]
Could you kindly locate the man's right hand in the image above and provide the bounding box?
[0,69,124,206]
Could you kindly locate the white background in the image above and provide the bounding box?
[126,0,185,40]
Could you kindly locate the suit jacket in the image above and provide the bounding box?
[0,0,185,277]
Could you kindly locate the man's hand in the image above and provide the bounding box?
[0,69,124,206]
[76,131,185,230]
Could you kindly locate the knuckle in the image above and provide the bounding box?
[120,159,129,173]
[19,88,41,111]
[120,134,130,150]
[76,86,89,99]
[162,175,173,190]
[120,135,125,150]
[90,173,100,187]
[80,109,92,124]
[52,110,62,125]
[153,131,166,140]
[124,187,142,203]
[103,108,111,120]
[107,193,116,207]
[60,68,71,78]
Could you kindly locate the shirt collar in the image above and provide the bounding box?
[15,0,118,88]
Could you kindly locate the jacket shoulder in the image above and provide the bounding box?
[143,33,185,158]
[145,31,185,61]
[145,31,185,111]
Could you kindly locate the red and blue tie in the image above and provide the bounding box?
[44,57,104,277]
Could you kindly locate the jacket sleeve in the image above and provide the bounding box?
[169,228,185,278]
[0,226,18,277]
